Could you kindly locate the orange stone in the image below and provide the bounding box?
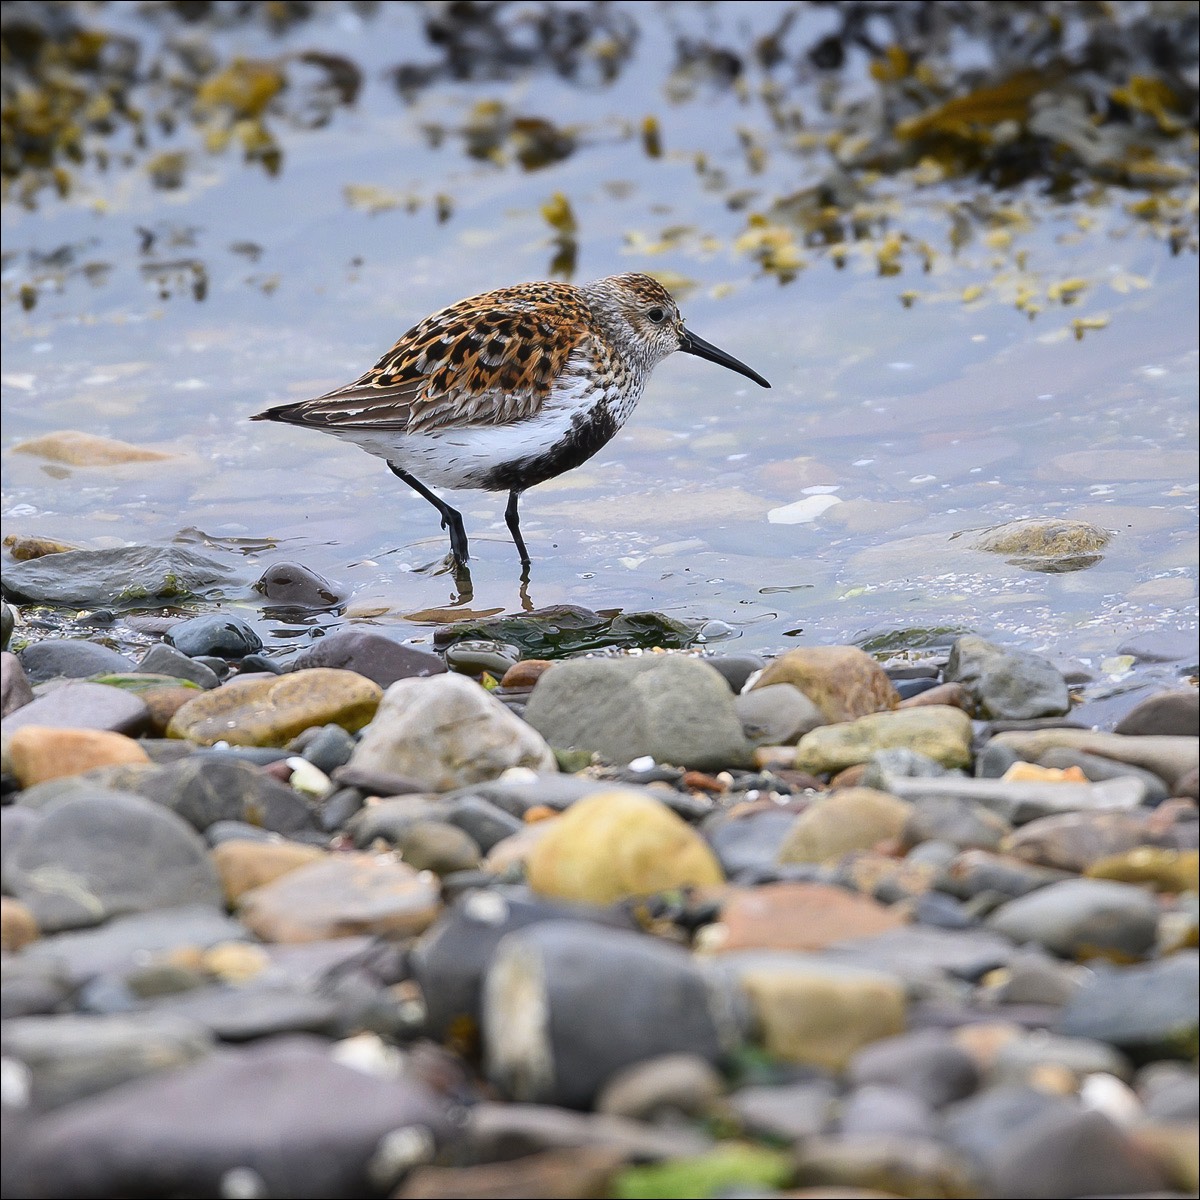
[711,881,905,953]
[8,725,150,787]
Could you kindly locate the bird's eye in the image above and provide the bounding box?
[647,306,666,324]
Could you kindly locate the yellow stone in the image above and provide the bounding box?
[8,726,150,787]
[736,961,906,1071]
[778,787,913,864]
[1086,847,1199,893]
[526,789,724,904]
[795,706,974,774]
[167,668,382,747]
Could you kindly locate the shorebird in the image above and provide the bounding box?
[252,272,770,568]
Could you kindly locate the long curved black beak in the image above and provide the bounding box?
[679,328,771,388]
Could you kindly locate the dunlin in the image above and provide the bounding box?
[253,272,770,567]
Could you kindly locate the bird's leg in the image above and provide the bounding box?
[505,489,531,568]
[387,463,470,565]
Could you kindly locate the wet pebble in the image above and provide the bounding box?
[166,613,263,659]
[288,628,445,687]
[18,639,135,684]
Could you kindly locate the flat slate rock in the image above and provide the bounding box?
[11,1037,454,1199]
[1,681,149,736]
[6,792,223,932]
[0,545,237,608]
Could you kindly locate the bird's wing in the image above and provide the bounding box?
[254,284,595,434]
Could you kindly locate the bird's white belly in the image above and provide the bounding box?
[335,369,642,492]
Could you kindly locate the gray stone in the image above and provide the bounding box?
[705,809,797,878]
[1035,746,1170,805]
[847,1029,979,1108]
[1117,632,1199,665]
[1,1013,214,1108]
[703,653,766,694]
[2,650,35,716]
[347,796,443,848]
[1,805,42,889]
[838,1083,938,1138]
[977,651,1070,720]
[21,906,250,986]
[1114,688,1199,737]
[132,983,342,1041]
[12,1037,452,1199]
[523,655,753,770]
[941,1084,1075,1172]
[483,919,739,1107]
[18,639,135,684]
[882,772,1147,823]
[902,794,1011,851]
[167,614,262,659]
[393,820,482,875]
[861,747,951,789]
[987,1106,1169,1199]
[727,1079,837,1140]
[1058,952,1199,1058]
[992,1030,1132,1085]
[823,925,1015,986]
[0,681,149,735]
[351,672,556,790]
[1139,1064,1200,1120]
[253,561,346,611]
[984,947,1084,1006]
[447,773,622,818]
[288,629,445,688]
[86,756,318,834]
[734,683,823,745]
[465,1101,710,1163]
[411,890,635,1039]
[986,878,1160,961]
[946,634,1070,719]
[136,643,220,688]
[442,794,525,853]
[594,1053,724,1120]
[0,955,74,1019]
[294,724,356,775]
[6,793,223,932]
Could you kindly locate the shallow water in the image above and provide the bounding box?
[2,2,1197,666]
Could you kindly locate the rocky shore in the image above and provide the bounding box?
[1,587,1197,1200]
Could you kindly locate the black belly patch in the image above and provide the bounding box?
[482,404,620,491]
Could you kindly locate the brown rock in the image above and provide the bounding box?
[395,1146,624,1200]
[211,839,327,906]
[1002,811,1157,872]
[237,852,441,941]
[142,686,205,736]
[898,681,973,712]
[779,788,913,864]
[500,660,555,690]
[167,668,382,747]
[710,882,905,953]
[830,764,870,789]
[7,725,150,787]
[751,647,899,724]
[1,896,39,952]
[2,652,35,717]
